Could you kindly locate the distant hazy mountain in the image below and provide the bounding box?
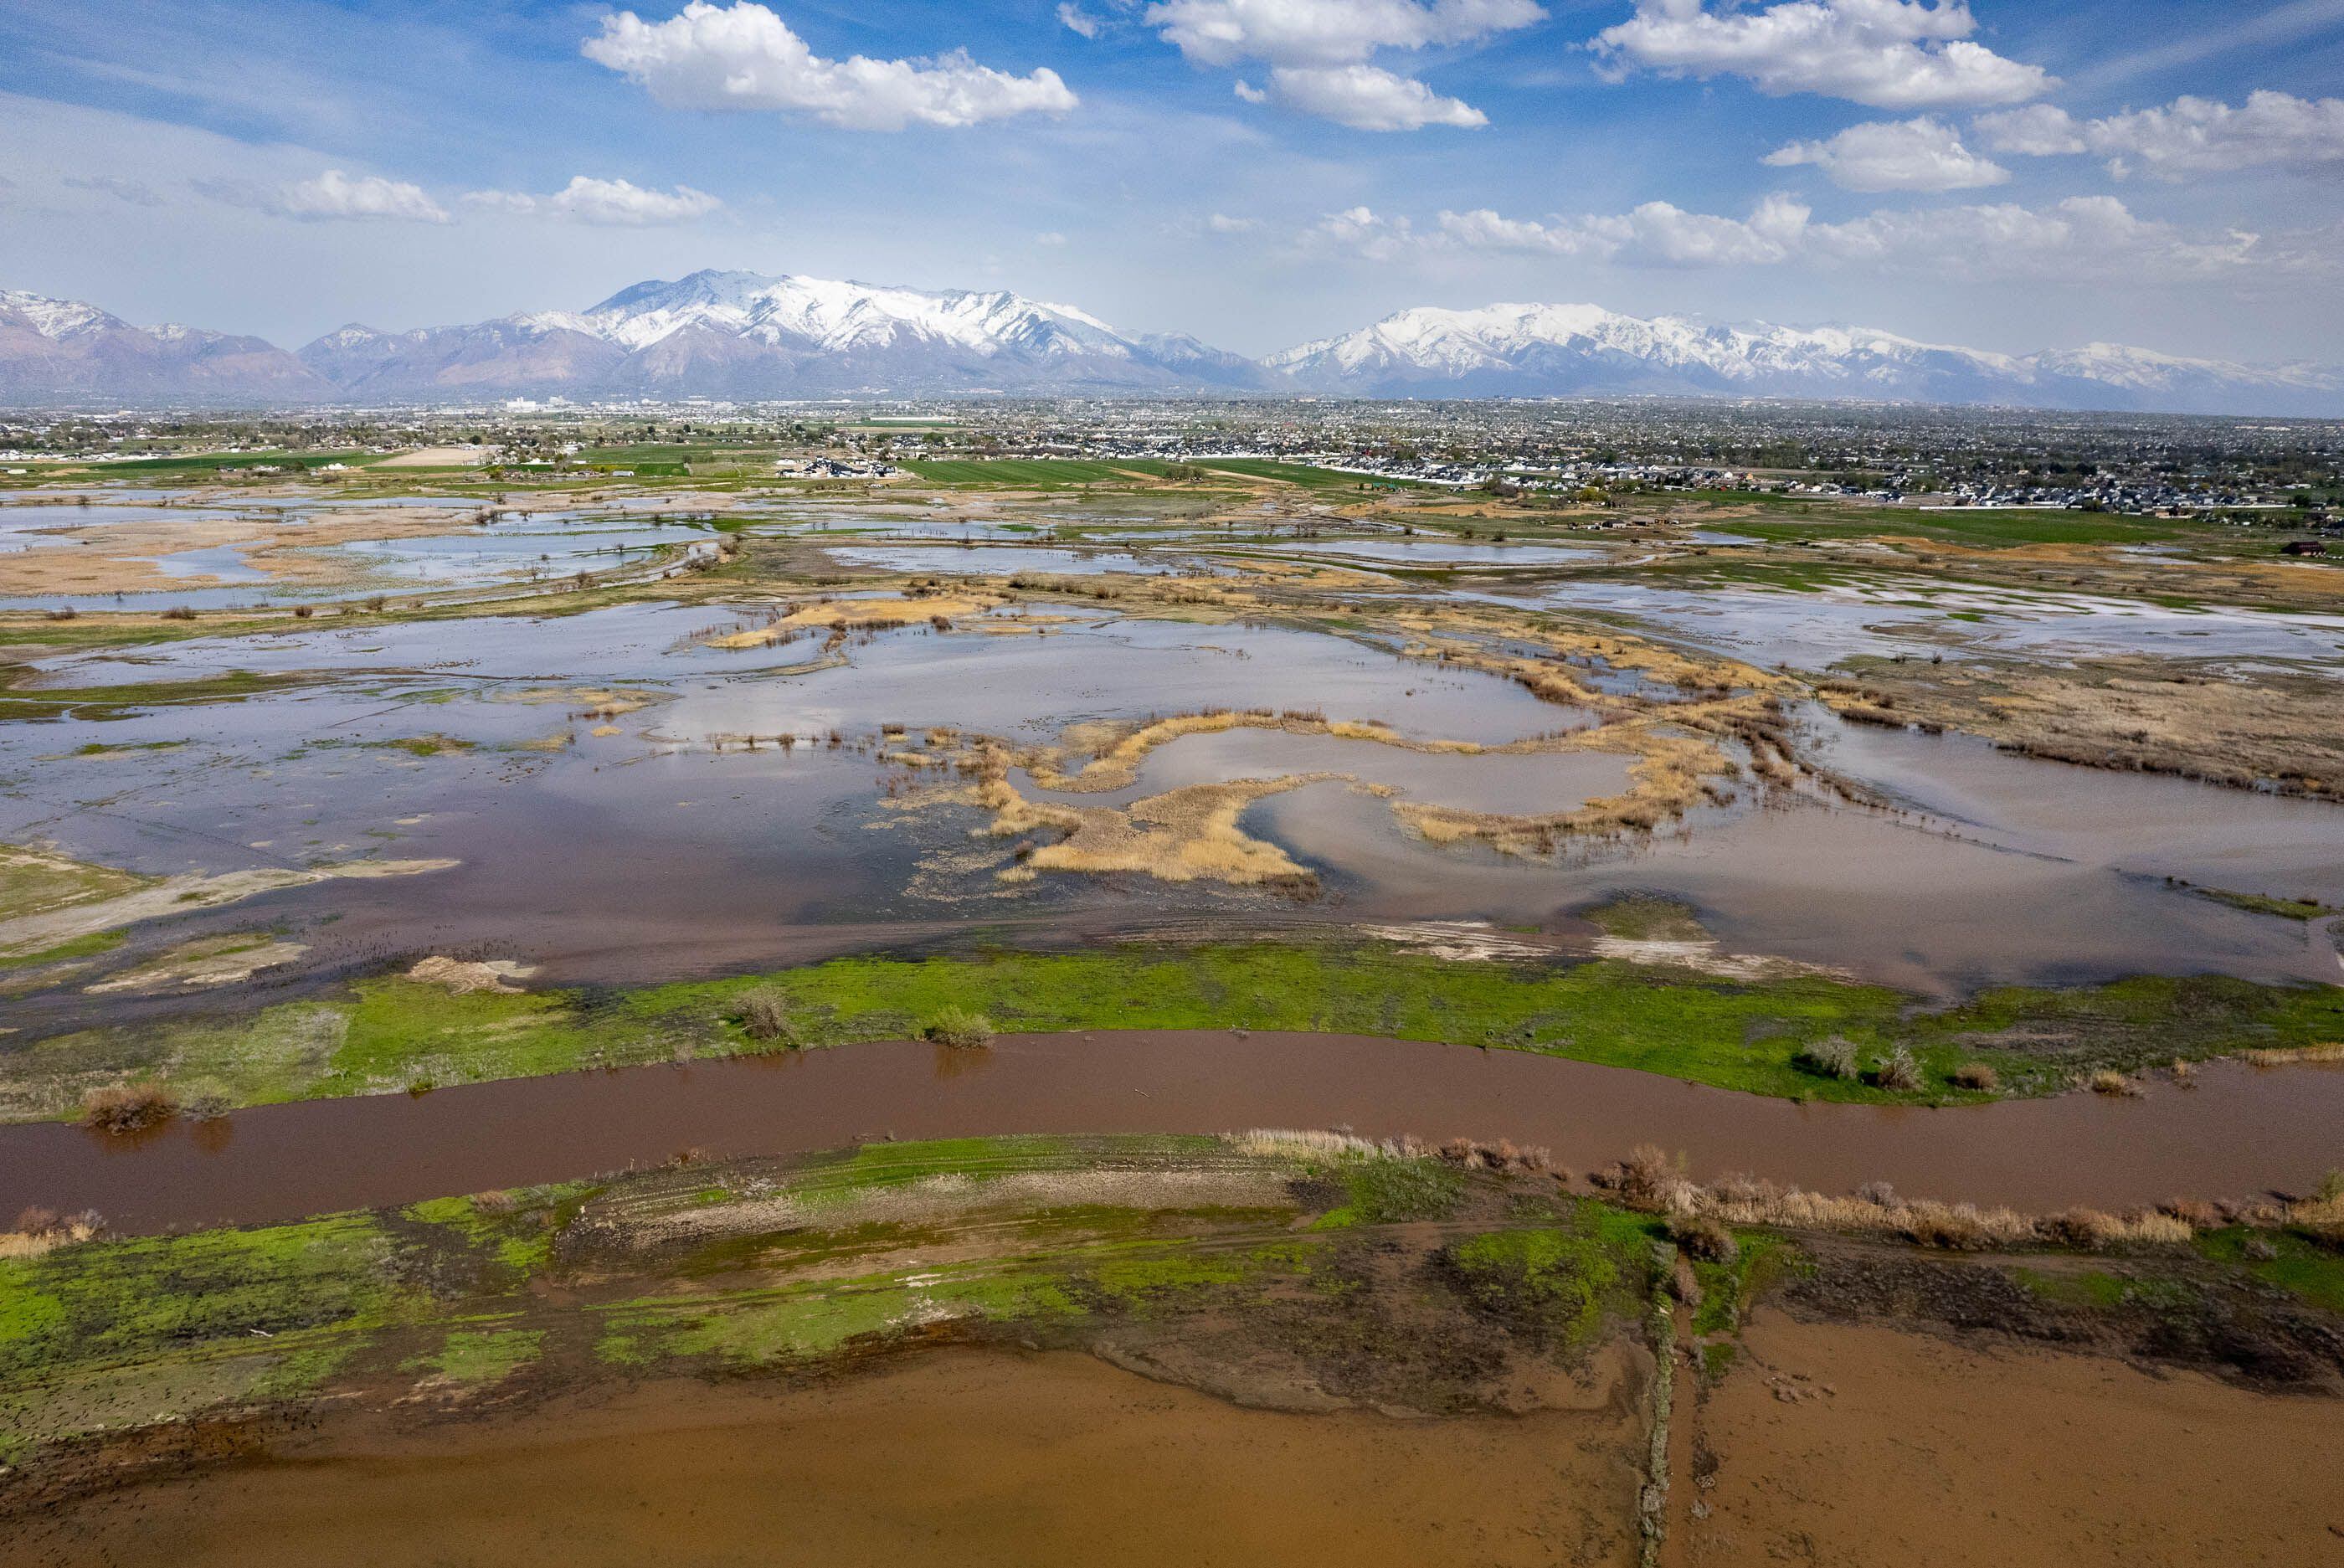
[0,288,325,401]
[1263,301,2344,417]
[296,271,1235,398]
[3,277,2338,414]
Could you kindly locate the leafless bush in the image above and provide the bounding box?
[738,987,799,1046]
[82,1083,179,1134]
[2090,1070,2137,1097]
[1613,1143,1680,1205]
[1668,1215,1739,1263]
[1794,1037,1860,1080]
[1872,1046,1923,1092]
[1951,1062,2000,1092]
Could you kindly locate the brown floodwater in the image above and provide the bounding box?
[0,1349,1643,1568]
[6,1031,2341,1232]
[1686,1313,2344,1568]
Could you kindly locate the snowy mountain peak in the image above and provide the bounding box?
[1265,300,2341,414]
[1,289,125,341]
[567,270,1129,359]
[4,276,2338,413]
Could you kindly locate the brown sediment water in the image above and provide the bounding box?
[5,1031,2341,1232]
[0,1349,1644,1568]
[1683,1313,2344,1567]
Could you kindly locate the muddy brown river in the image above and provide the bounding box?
[5,1031,2339,1231]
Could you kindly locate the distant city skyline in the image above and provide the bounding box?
[2,0,2340,362]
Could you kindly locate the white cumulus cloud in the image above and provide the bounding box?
[198,168,450,223]
[1267,63,1487,128]
[1968,102,2084,156]
[1056,3,1103,39]
[1976,90,2344,178]
[1136,0,1540,127]
[463,176,723,225]
[1436,193,1812,265]
[1320,193,2270,282]
[583,2,1079,130]
[1303,204,1420,260]
[1594,0,2052,110]
[1764,116,2007,190]
[1145,0,1545,65]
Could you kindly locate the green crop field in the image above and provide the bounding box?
[906,457,1177,487]
[907,455,1415,491]
[85,450,384,475]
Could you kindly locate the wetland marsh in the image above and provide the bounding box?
[3,427,2339,1562]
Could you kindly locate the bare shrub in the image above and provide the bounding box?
[2038,1207,2192,1249]
[1794,1036,1860,1080]
[922,1006,995,1048]
[738,987,799,1046]
[1229,1128,1424,1161]
[1951,1062,2000,1092]
[2245,1042,2344,1067]
[1615,1143,1680,1205]
[1872,1046,1924,1093]
[2089,1070,2136,1097]
[1668,1215,1739,1263]
[82,1083,179,1134]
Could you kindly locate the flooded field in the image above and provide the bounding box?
[1259,537,1606,567]
[3,458,2340,1565]
[0,493,724,612]
[1503,573,2344,671]
[7,560,2336,1004]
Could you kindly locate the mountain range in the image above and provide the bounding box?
[4,274,2339,417]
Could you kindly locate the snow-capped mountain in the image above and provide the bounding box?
[1264,302,2344,416]
[295,271,1236,398]
[0,288,324,401]
[3,277,2339,414]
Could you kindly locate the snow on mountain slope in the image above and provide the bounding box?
[0,288,325,400]
[3,276,2338,412]
[285,270,1218,395]
[1265,302,2341,414]
[1,289,124,342]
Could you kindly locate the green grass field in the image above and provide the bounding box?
[1688,490,2214,548]
[906,456,1416,491]
[76,450,386,476]
[8,941,2337,1122]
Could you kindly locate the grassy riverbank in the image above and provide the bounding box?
[3,940,2336,1123]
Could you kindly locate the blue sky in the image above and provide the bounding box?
[2,0,2340,360]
